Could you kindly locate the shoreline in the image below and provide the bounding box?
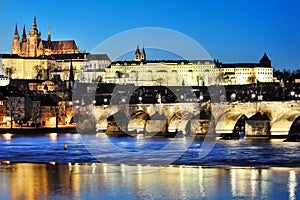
[1,161,300,170]
[0,127,77,134]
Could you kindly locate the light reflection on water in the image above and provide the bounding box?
[0,163,299,199]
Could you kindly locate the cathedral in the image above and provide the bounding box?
[11,16,80,57]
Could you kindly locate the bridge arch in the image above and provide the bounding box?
[215,112,248,134]
[168,112,181,132]
[127,110,150,132]
[270,111,300,136]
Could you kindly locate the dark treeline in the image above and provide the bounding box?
[274,69,300,82]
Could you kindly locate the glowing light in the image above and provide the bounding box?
[2,160,10,165]
[49,162,56,165]
[3,133,13,141]
[48,133,57,142]
[49,117,56,125]
[289,170,297,200]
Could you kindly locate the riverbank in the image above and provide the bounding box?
[0,126,77,134]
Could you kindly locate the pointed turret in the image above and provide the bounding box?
[141,46,146,61]
[47,25,51,42]
[259,53,271,67]
[14,24,19,36]
[135,45,141,61]
[69,59,75,82]
[22,25,27,42]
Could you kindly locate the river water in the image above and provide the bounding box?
[0,133,300,199]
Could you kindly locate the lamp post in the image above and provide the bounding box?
[138,96,142,104]
[55,107,59,129]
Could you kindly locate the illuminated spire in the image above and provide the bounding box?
[14,24,19,35]
[32,16,37,34]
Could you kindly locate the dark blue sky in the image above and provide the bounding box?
[0,0,299,70]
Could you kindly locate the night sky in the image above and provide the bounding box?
[0,0,299,70]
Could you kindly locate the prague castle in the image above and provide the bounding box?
[4,17,273,86]
[11,16,80,57]
[104,46,273,86]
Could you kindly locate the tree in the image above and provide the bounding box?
[6,96,23,128]
[31,100,41,127]
[34,65,46,80]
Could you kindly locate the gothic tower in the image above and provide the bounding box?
[11,24,21,55]
[27,16,42,57]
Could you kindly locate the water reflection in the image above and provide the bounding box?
[0,163,299,199]
[289,170,297,200]
[2,133,13,142]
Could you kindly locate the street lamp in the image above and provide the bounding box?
[230,93,236,103]
[103,98,108,108]
[251,93,256,101]
[199,92,204,102]
[121,98,126,104]
[138,96,142,104]
[291,91,295,101]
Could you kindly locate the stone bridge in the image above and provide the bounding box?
[92,101,300,138]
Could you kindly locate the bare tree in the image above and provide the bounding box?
[6,96,23,128]
[31,100,41,127]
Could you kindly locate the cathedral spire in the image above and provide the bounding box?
[32,16,37,34]
[14,24,19,35]
[22,25,27,42]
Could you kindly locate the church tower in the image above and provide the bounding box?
[11,24,21,55]
[135,46,141,61]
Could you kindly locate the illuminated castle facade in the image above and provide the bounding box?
[104,46,273,86]
[11,16,80,57]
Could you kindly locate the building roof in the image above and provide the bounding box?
[52,53,88,60]
[87,54,111,61]
[219,63,272,68]
[110,59,214,66]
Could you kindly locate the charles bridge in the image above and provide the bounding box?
[71,83,300,138]
[91,100,300,138]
